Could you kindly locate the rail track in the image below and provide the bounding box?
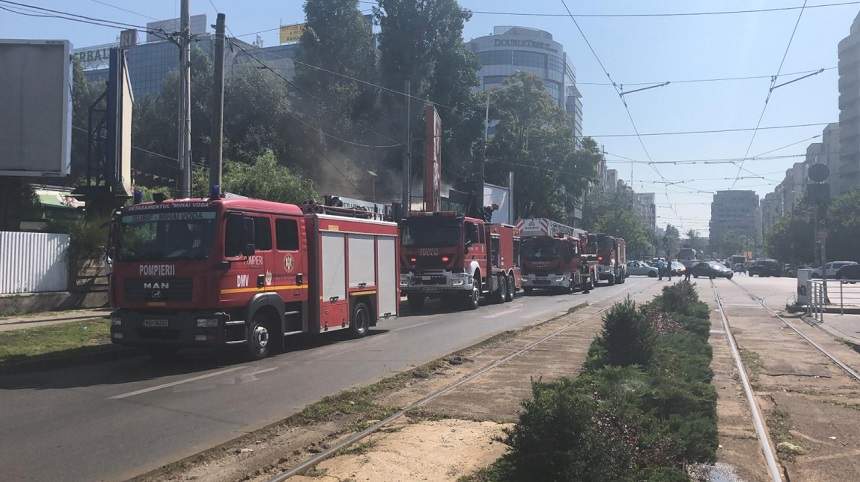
[711,279,860,482]
[266,279,658,482]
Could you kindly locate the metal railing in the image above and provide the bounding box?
[807,278,860,322]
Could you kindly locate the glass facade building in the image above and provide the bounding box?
[468,26,582,144]
[77,34,297,98]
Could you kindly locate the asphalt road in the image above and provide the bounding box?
[0,277,655,481]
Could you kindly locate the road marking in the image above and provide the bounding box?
[390,319,438,332]
[482,306,523,319]
[108,365,249,400]
[248,366,278,376]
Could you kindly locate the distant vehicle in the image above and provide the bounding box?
[670,260,686,275]
[587,233,626,285]
[732,262,746,273]
[677,248,699,269]
[811,261,858,279]
[836,264,860,282]
[783,264,797,278]
[690,261,734,279]
[747,259,783,277]
[729,255,748,267]
[627,260,658,277]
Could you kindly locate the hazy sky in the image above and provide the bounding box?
[1,0,855,235]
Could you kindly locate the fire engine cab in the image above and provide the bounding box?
[109,197,399,359]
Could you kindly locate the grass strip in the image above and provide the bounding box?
[0,318,115,368]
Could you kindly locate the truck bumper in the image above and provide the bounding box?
[522,273,570,289]
[400,271,475,295]
[110,310,242,348]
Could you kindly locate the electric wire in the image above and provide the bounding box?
[732,0,810,188]
[578,66,836,86]
[589,121,831,138]
[88,0,157,21]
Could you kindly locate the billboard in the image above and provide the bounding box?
[423,105,442,212]
[279,23,306,44]
[483,182,512,225]
[0,40,72,177]
[146,15,207,43]
[72,43,115,71]
[106,49,134,196]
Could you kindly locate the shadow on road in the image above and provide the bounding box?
[0,329,388,391]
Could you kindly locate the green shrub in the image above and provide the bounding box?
[596,297,655,368]
[501,375,641,482]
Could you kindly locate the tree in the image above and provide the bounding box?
[375,0,484,185]
[192,151,318,203]
[826,189,860,262]
[485,73,596,221]
[662,224,680,258]
[766,214,814,264]
[684,229,705,252]
[296,0,376,134]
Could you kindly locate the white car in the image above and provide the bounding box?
[627,261,658,277]
[811,261,858,279]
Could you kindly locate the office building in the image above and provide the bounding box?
[838,12,860,194]
[760,191,783,241]
[709,190,761,255]
[75,15,295,98]
[468,27,582,132]
[635,192,656,233]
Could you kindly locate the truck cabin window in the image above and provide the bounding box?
[276,218,299,251]
[401,217,461,247]
[225,214,244,258]
[522,238,560,260]
[253,217,273,251]
[118,210,216,261]
[465,222,479,246]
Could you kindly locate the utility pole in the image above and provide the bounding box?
[210,13,225,196]
[482,90,489,214]
[179,0,192,198]
[401,80,411,214]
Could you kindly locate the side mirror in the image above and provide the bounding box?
[464,239,473,253]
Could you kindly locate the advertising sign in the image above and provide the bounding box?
[423,105,442,212]
[483,183,511,225]
[0,40,72,177]
[106,49,134,196]
[279,23,306,44]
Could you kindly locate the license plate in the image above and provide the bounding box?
[421,276,433,281]
[143,319,169,328]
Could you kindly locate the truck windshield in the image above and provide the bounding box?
[402,217,460,247]
[117,209,217,261]
[597,235,613,252]
[521,238,560,260]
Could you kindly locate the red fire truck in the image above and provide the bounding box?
[399,212,521,310]
[586,233,627,286]
[108,197,400,359]
[516,218,594,293]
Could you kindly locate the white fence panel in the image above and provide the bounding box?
[0,231,69,294]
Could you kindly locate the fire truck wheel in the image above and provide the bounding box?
[350,301,370,338]
[247,313,274,360]
[407,294,425,311]
[504,275,514,302]
[493,275,506,304]
[465,279,480,310]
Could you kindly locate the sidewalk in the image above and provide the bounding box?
[808,312,860,346]
[0,308,111,332]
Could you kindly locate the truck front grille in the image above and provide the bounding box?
[124,278,193,302]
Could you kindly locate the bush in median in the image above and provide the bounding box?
[492,281,717,481]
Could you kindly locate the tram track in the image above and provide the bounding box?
[711,278,860,482]
[265,280,658,481]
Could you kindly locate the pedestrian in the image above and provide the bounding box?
[657,259,666,280]
[684,264,691,282]
[667,257,673,281]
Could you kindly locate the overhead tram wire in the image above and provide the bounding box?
[604,153,806,165]
[557,0,669,194]
[359,0,860,18]
[88,0,158,20]
[577,66,836,86]
[732,0,810,188]
[226,38,402,149]
[0,1,172,40]
[589,121,831,138]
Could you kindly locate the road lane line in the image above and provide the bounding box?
[247,367,278,376]
[108,365,250,400]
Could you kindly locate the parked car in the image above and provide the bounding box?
[670,260,686,275]
[732,262,746,273]
[811,261,858,279]
[836,264,860,282]
[747,259,783,277]
[627,260,658,277]
[690,261,734,279]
